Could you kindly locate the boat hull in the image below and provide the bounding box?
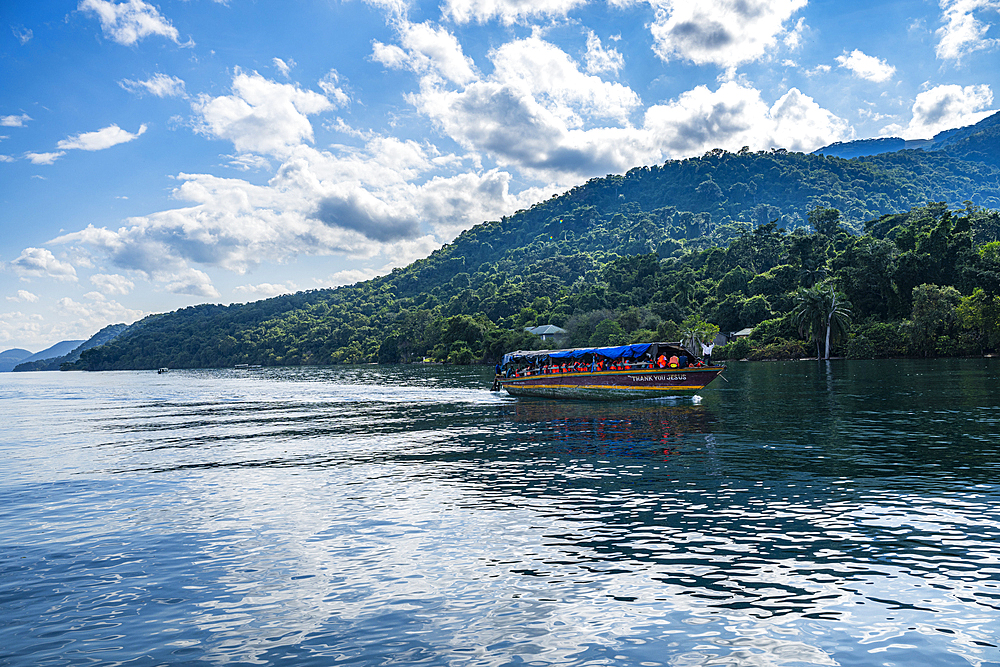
[500,367,724,400]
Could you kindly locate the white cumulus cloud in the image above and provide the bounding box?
[158,267,220,298]
[90,273,135,295]
[388,25,849,181]
[489,35,641,125]
[57,124,147,151]
[373,21,478,85]
[902,83,995,138]
[835,49,896,83]
[644,0,808,68]
[192,70,334,156]
[936,0,1000,61]
[318,70,351,107]
[9,247,78,281]
[25,152,65,165]
[55,293,145,333]
[273,57,295,78]
[233,281,299,298]
[643,83,852,156]
[584,31,625,75]
[389,28,647,180]
[1,113,31,127]
[48,128,531,297]
[320,269,383,288]
[120,73,186,97]
[441,0,587,24]
[6,290,39,303]
[0,311,46,347]
[78,0,190,46]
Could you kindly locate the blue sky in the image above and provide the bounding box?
[1,0,998,352]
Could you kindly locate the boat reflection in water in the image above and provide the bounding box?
[503,397,718,462]
[494,342,724,400]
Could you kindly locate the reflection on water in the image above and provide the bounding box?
[1,360,999,666]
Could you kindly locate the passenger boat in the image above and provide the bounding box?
[492,342,724,400]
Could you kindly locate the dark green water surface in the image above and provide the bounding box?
[1,359,998,666]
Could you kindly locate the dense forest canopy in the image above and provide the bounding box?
[68,135,1000,371]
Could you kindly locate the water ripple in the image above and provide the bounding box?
[2,360,1000,666]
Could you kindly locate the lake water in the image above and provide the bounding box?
[1,359,999,667]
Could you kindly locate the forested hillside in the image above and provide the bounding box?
[69,142,1000,370]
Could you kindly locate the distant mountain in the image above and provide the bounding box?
[813,111,1000,166]
[13,324,128,372]
[0,348,33,373]
[15,340,84,367]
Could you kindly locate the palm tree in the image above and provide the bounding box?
[792,286,827,358]
[823,289,852,360]
[798,258,828,288]
[792,284,852,359]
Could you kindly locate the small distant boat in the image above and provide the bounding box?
[492,342,724,400]
[157,367,168,374]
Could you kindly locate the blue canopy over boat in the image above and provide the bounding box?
[502,343,653,365]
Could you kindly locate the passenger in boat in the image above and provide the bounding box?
[668,355,679,368]
[657,354,667,368]
[701,342,715,366]
[678,354,688,368]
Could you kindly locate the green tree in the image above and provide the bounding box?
[833,237,898,318]
[590,319,630,346]
[447,341,475,365]
[792,283,852,359]
[906,283,962,356]
[716,267,752,297]
[957,287,1000,350]
[725,222,786,273]
[679,315,720,355]
[740,295,772,327]
[377,333,401,364]
[808,207,842,236]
